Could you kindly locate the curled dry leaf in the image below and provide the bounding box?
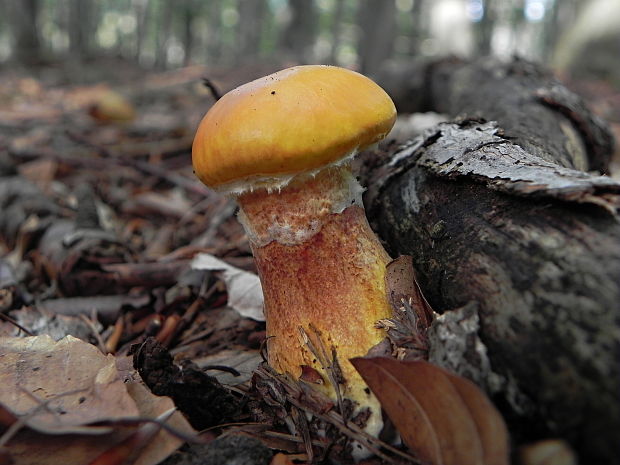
[351,357,509,465]
[191,253,264,321]
[379,255,434,360]
[384,255,433,329]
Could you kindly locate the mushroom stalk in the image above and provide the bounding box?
[237,164,391,421]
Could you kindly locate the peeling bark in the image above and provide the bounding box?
[377,57,615,173]
[365,59,619,464]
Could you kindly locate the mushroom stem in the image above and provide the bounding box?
[236,163,392,433]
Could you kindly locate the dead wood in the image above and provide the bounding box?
[377,57,614,173]
[365,58,619,464]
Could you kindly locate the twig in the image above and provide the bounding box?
[79,313,107,354]
[105,315,125,353]
[255,365,419,465]
[0,312,33,336]
[201,77,222,101]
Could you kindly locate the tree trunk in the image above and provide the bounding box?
[134,0,150,63]
[206,0,223,64]
[279,0,318,61]
[236,0,267,61]
[474,0,494,55]
[328,0,345,64]
[155,0,174,69]
[7,0,42,63]
[182,0,194,65]
[68,0,93,58]
[365,58,619,464]
[357,0,396,75]
[408,0,428,56]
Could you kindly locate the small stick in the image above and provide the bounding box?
[79,314,107,354]
[0,312,33,336]
[105,316,125,353]
[201,77,222,101]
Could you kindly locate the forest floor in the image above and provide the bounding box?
[0,57,285,465]
[0,57,619,465]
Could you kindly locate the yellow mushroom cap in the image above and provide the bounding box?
[192,65,396,192]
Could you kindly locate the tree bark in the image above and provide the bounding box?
[69,0,92,58]
[236,0,267,61]
[7,0,42,64]
[357,0,396,75]
[473,0,494,55]
[279,0,318,62]
[205,0,223,64]
[155,0,174,69]
[328,0,345,64]
[181,0,195,65]
[134,0,150,63]
[365,58,619,463]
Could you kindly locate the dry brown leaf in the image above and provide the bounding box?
[0,335,138,433]
[17,159,58,192]
[88,90,136,123]
[351,357,509,465]
[385,255,433,328]
[443,370,509,465]
[88,407,176,465]
[0,335,195,465]
[125,382,194,465]
[0,306,103,342]
[270,452,298,465]
[1,425,128,465]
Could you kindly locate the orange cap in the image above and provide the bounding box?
[192,65,396,192]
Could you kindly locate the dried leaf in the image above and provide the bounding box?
[518,440,577,465]
[17,159,58,192]
[191,253,264,321]
[125,382,195,465]
[0,335,196,465]
[0,335,138,434]
[1,425,126,465]
[88,90,136,123]
[385,255,433,328]
[0,306,101,341]
[270,452,297,465]
[351,357,509,465]
[88,407,175,465]
[443,370,509,465]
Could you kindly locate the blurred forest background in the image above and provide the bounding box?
[1,0,620,85]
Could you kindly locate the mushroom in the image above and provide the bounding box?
[192,65,396,443]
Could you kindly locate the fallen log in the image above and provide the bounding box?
[366,58,619,463]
